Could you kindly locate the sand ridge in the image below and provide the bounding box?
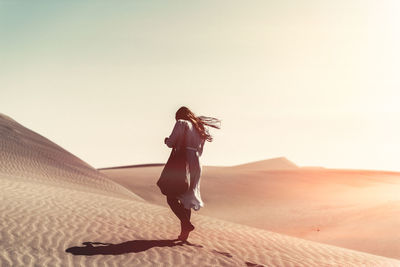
[230,157,298,170]
[0,114,141,200]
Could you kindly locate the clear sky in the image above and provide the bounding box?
[1,1,400,171]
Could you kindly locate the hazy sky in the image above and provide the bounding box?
[1,1,400,171]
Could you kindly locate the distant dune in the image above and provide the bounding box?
[99,163,165,170]
[300,166,326,170]
[1,114,399,266]
[231,157,298,170]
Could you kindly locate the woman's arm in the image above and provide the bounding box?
[165,120,185,148]
[198,139,205,156]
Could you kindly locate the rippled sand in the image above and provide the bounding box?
[1,114,399,266]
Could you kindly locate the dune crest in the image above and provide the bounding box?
[0,114,141,200]
[232,157,298,170]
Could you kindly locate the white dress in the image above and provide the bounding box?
[165,119,205,211]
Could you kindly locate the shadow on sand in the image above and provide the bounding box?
[65,239,200,256]
[66,239,264,266]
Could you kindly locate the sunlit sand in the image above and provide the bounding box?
[1,114,399,266]
[101,160,400,260]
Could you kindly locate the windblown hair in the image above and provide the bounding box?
[175,106,221,142]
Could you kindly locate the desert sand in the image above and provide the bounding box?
[101,160,400,260]
[1,114,399,266]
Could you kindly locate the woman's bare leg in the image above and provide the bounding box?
[166,196,194,240]
[166,196,191,225]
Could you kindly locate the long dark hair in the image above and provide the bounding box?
[175,106,221,142]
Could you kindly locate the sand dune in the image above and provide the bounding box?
[101,165,400,260]
[231,157,298,170]
[0,114,140,200]
[1,114,399,266]
[3,177,399,266]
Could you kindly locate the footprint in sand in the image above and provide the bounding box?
[211,249,264,267]
[181,241,203,248]
[211,249,233,258]
[245,261,264,267]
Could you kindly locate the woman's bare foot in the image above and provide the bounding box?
[178,222,195,241]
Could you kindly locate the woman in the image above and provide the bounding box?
[164,106,220,241]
